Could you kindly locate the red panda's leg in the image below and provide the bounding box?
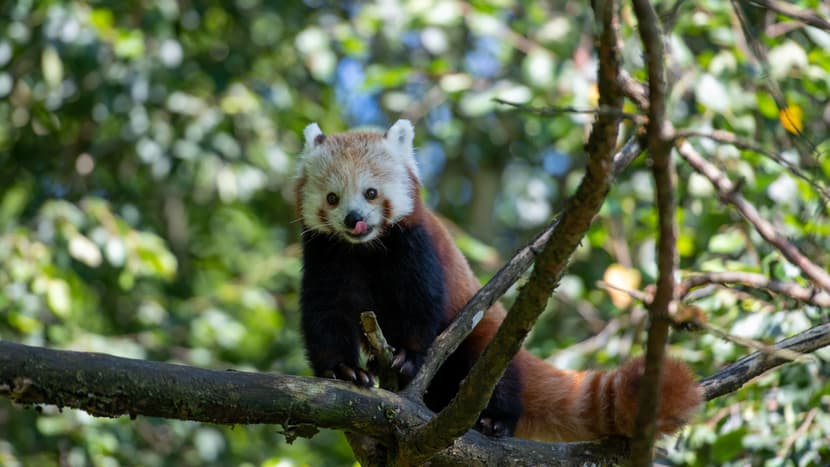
[373,222,449,388]
[300,236,375,387]
[475,359,523,437]
[426,341,524,437]
[301,306,374,387]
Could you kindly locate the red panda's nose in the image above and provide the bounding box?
[344,211,364,229]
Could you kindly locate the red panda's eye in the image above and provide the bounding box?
[326,193,339,206]
[365,188,378,200]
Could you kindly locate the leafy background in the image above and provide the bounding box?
[1,0,829,465]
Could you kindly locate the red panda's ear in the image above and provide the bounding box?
[384,119,414,156]
[303,123,325,149]
[384,119,420,182]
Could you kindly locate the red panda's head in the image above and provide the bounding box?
[295,120,420,244]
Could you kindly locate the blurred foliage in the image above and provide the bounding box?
[1,0,829,465]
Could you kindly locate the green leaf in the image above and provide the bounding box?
[711,428,747,463]
[365,65,411,89]
[114,29,145,59]
[708,230,746,254]
[756,91,779,119]
[89,8,114,34]
[41,46,63,87]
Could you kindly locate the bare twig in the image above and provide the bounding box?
[629,0,675,463]
[731,0,821,160]
[678,271,830,307]
[676,129,830,203]
[695,318,813,363]
[360,311,398,391]
[545,317,625,364]
[748,0,830,32]
[778,408,817,459]
[494,98,644,123]
[731,0,786,109]
[618,70,649,110]
[676,140,830,292]
[701,322,830,400]
[597,280,811,362]
[597,279,651,302]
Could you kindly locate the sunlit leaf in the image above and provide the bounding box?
[603,264,641,308]
[696,74,729,112]
[114,29,145,59]
[779,105,803,134]
[708,230,746,255]
[41,46,63,87]
[68,234,102,267]
[46,278,71,317]
[89,8,115,34]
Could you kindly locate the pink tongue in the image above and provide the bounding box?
[352,220,368,235]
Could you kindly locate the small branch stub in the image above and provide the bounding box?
[360,311,398,391]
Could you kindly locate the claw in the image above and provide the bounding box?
[328,363,375,388]
[391,349,419,380]
[399,360,416,378]
[476,415,510,437]
[336,363,357,381]
[359,371,372,387]
[392,349,407,369]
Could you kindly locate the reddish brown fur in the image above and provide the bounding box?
[382,199,393,226]
[511,353,702,441]
[323,132,388,177]
[299,129,702,442]
[404,184,702,442]
[294,175,306,219]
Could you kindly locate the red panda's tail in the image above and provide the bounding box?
[513,351,702,442]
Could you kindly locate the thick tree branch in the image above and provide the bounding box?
[0,342,418,443]
[700,322,830,401]
[676,140,830,292]
[399,1,623,460]
[0,341,631,466]
[4,322,829,464]
[678,271,830,307]
[3,323,829,466]
[629,0,675,463]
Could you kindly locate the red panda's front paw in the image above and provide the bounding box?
[475,415,511,438]
[324,363,374,388]
[391,348,423,380]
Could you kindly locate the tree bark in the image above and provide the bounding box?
[0,341,629,466]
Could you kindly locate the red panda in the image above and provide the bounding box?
[294,119,702,441]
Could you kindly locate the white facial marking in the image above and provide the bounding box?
[298,121,419,244]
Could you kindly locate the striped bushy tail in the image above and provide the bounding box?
[514,351,702,442]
